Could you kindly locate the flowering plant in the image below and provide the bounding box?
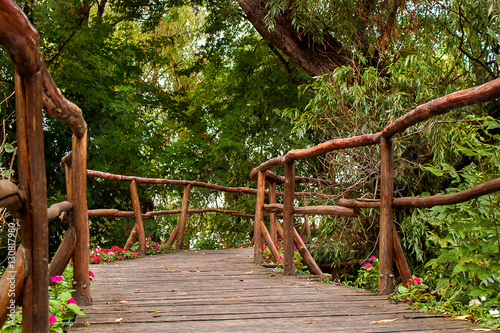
[262,239,310,274]
[389,276,430,305]
[131,237,171,255]
[353,255,379,292]
[1,264,91,332]
[90,245,137,264]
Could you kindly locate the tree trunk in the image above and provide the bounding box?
[236,0,350,76]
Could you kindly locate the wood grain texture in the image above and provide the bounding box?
[129,180,146,256]
[379,138,394,295]
[71,248,484,332]
[176,185,191,250]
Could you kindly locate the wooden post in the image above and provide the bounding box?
[166,223,179,246]
[268,181,278,244]
[274,220,322,275]
[259,221,280,263]
[379,137,394,295]
[253,171,265,263]
[48,226,76,280]
[176,184,191,250]
[123,224,137,251]
[71,132,91,305]
[300,196,311,241]
[283,161,295,276]
[15,70,49,332]
[393,226,411,285]
[130,180,146,256]
[0,246,26,327]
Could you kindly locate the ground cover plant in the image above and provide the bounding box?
[1,264,91,332]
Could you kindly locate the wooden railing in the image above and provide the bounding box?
[84,170,321,268]
[250,78,500,294]
[0,1,89,331]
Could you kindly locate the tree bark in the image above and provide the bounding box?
[236,0,349,76]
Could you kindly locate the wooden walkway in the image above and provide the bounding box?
[71,248,481,332]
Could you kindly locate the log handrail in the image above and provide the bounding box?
[250,78,500,178]
[249,78,500,295]
[0,0,90,330]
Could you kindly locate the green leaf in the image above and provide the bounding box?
[453,264,465,274]
[66,303,86,316]
[58,291,72,302]
[423,166,444,177]
[4,144,15,153]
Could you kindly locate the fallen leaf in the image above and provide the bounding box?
[151,311,169,314]
[352,290,364,293]
[305,322,316,324]
[245,270,254,274]
[114,318,123,323]
[136,289,140,291]
[118,300,128,304]
[268,285,273,288]
[83,322,90,327]
[455,315,469,320]
[370,317,398,324]
[239,279,245,282]
[238,295,242,299]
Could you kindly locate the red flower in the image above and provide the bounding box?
[405,277,422,287]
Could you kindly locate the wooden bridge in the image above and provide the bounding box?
[2,0,500,331]
[70,247,480,332]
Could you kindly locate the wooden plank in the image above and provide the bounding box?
[71,248,484,333]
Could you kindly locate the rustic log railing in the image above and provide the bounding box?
[85,169,312,270]
[250,77,500,294]
[0,0,90,331]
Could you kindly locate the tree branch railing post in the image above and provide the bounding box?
[379,137,395,295]
[300,196,311,241]
[283,160,295,276]
[15,69,50,332]
[176,184,191,250]
[130,180,146,256]
[70,133,91,305]
[253,171,265,263]
[268,180,278,244]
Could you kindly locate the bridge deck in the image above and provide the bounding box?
[70,247,479,332]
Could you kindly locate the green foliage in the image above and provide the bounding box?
[351,256,379,292]
[263,241,310,275]
[1,264,89,332]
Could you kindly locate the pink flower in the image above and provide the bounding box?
[89,271,95,279]
[49,315,57,324]
[363,263,373,269]
[68,297,78,305]
[368,256,376,261]
[51,276,63,283]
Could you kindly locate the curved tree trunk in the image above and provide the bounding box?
[236,0,350,76]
